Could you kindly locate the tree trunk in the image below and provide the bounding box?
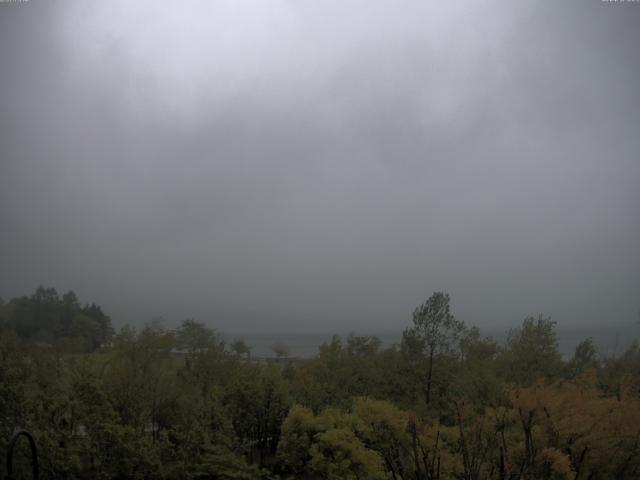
[426,348,434,405]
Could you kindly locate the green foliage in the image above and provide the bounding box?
[453,327,503,408]
[276,404,317,473]
[565,337,600,379]
[2,288,640,479]
[176,318,222,353]
[230,339,251,359]
[599,340,640,400]
[103,324,177,429]
[408,292,465,358]
[223,364,291,465]
[352,398,412,478]
[278,404,385,479]
[498,315,563,385]
[0,330,30,457]
[402,291,465,408]
[0,286,113,351]
[290,334,393,412]
[310,427,385,480]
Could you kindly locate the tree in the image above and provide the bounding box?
[290,336,351,411]
[402,292,464,405]
[499,315,563,385]
[272,342,290,360]
[277,404,318,474]
[175,318,220,353]
[600,340,640,401]
[346,333,382,357]
[0,330,30,457]
[103,324,177,431]
[310,427,385,480]
[353,398,412,479]
[277,405,385,479]
[0,287,114,351]
[566,338,600,379]
[81,302,114,350]
[231,339,251,360]
[223,365,291,465]
[453,326,502,407]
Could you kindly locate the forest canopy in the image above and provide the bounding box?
[1,287,639,479]
[0,286,113,352]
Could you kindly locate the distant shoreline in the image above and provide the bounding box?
[224,323,639,359]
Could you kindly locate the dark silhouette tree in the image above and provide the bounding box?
[403,291,464,405]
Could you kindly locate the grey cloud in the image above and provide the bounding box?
[1,0,639,334]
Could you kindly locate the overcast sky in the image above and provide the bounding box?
[1,0,638,333]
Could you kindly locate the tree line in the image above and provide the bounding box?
[1,287,639,479]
